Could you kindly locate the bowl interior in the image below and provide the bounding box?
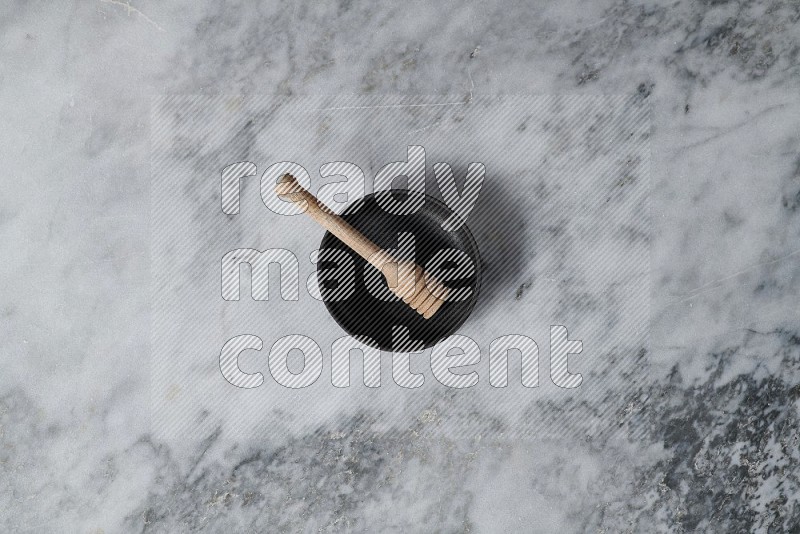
[318,191,482,351]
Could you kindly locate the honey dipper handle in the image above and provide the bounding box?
[275,174,384,268]
[275,173,449,319]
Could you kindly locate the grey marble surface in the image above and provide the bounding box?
[1,0,799,532]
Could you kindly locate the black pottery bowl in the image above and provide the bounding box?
[318,191,482,351]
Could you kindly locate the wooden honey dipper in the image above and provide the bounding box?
[275,174,448,319]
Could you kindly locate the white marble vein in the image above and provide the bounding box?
[1,0,799,532]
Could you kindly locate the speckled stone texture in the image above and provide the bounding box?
[1,0,799,532]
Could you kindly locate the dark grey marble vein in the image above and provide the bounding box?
[1,0,799,532]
